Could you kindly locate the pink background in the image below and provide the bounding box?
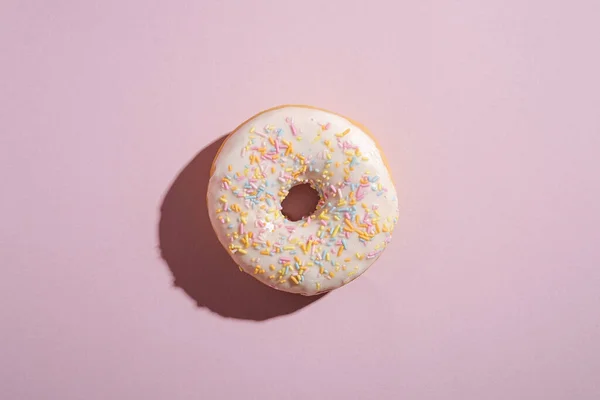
[1,1,599,399]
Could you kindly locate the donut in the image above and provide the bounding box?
[207,105,399,295]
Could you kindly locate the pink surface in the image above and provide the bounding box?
[1,1,599,399]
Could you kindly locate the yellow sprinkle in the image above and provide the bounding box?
[237,249,247,255]
[269,264,276,271]
[319,212,330,220]
[344,257,351,262]
[294,256,301,263]
[269,275,275,280]
[219,196,227,203]
[332,225,340,237]
[336,128,351,137]
[316,282,321,291]
[328,272,335,278]
[228,165,232,172]
[326,253,330,261]
[260,249,270,255]
[283,245,295,251]
[358,233,371,241]
[337,246,344,256]
[290,275,299,284]
[375,222,381,233]
[320,267,325,274]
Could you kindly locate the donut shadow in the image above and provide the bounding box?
[158,135,327,321]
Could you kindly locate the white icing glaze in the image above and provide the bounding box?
[207,106,399,295]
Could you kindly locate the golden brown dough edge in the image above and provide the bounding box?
[208,104,393,178]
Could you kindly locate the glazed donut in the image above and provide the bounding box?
[207,105,399,295]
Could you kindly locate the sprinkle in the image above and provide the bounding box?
[285,117,298,136]
[335,128,350,137]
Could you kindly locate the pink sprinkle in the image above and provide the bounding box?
[356,186,363,198]
[279,257,291,263]
[324,122,331,130]
[255,131,268,138]
[239,224,244,234]
[306,216,311,223]
[320,220,328,226]
[286,117,297,136]
[223,182,229,190]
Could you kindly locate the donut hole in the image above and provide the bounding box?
[281,183,320,221]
